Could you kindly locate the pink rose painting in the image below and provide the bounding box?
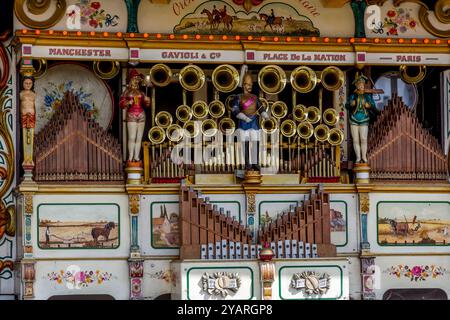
[387,265,446,282]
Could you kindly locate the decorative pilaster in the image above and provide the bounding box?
[124,0,141,33]
[128,193,140,257]
[259,243,275,300]
[245,191,256,240]
[22,261,35,299]
[23,192,34,258]
[350,0,367,38]
[361,256,376,300]
[359,193,370,250]
[129,259,144,300]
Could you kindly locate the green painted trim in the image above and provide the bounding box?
[0,237,13,259]
[186,266,254,300]
[330,200,349,248]
[278,265,344,300]
[376,201,450,247]
[36,203,121,250]
[150,201,180,250]
[0,270,12,280]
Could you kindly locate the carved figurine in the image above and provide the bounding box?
[231,72,269,170]
[345,74,377,164]
[20,73,36,172]
[120,69,151,163]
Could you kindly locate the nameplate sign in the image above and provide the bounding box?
[365,53,450,65]
[246,50,355,64]
[140,49,244,63]
[30,45,129,60]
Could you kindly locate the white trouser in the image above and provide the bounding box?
[350,124,368,163]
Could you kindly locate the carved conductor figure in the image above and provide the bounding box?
[20,73,36,175]
[345,74,376,163]
[232,72,269,171]
[120,69,151,164]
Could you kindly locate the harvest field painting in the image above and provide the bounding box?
[377,202,450,246]
[38,204,119,249]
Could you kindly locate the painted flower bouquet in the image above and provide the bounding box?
[384,8,417,36]
[75,0,119,28]
[387,265,446,282]
[43,81,98,121]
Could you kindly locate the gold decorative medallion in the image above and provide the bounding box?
[291,271,331,296]
[201,272,241,298]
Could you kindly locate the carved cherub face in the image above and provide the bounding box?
[23,78,33,90]
[243,74,253,93]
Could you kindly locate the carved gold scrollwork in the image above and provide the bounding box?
[247,193,256,213]
[24,193,34,214]
[14,0,67,29]
[129,194,140,215]
[368,0,450,37]
[359,193,369,214]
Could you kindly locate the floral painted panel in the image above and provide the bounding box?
[386,265,447,282]
[34,63,113,133]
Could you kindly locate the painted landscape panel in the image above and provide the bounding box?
[377,202,450,246]
[151,202,180,248]
[38,204,120,249]
[259,200,347,246]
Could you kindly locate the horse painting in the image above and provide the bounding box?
[201,9,221,31]
[91,221,116,243]
[259,13,284,31]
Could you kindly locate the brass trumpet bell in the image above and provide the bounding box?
[32,58,48,79]
[328,128,344,146]
[208,100,226,118]
[183,120,201,138]
[280,119,296,138]
[155,111,173,128]
[148,126,165,144]
[93,61,120,80]
[150,63,172,87]
[290,66,318,93]
[321,66,344,91]
[166,124,183,142]
[293,104,307,122]
[297,122,314,140]
[218,117,236,135]
[400,65,426,84]
[192,100,209,119]
[323,108,339,126]
[271,101,288,119]
[179,64,205,91]
[260,117,278,134]
[212,64,240,93]
[306,106,321,124]
[314,124,330,142]
[201,119,218,137]
[176,105,192,123]
[258,65,287,94]
[225,95,236,112]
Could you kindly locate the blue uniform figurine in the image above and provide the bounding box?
[345,74,376,163]
[231,72,269,170]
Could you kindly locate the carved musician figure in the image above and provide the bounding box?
[231,72,269,171]
[20,72,36,172]
[120,69,151,164]
[345,74,377,164]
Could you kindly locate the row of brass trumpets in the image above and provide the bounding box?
[147,63,345,94]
